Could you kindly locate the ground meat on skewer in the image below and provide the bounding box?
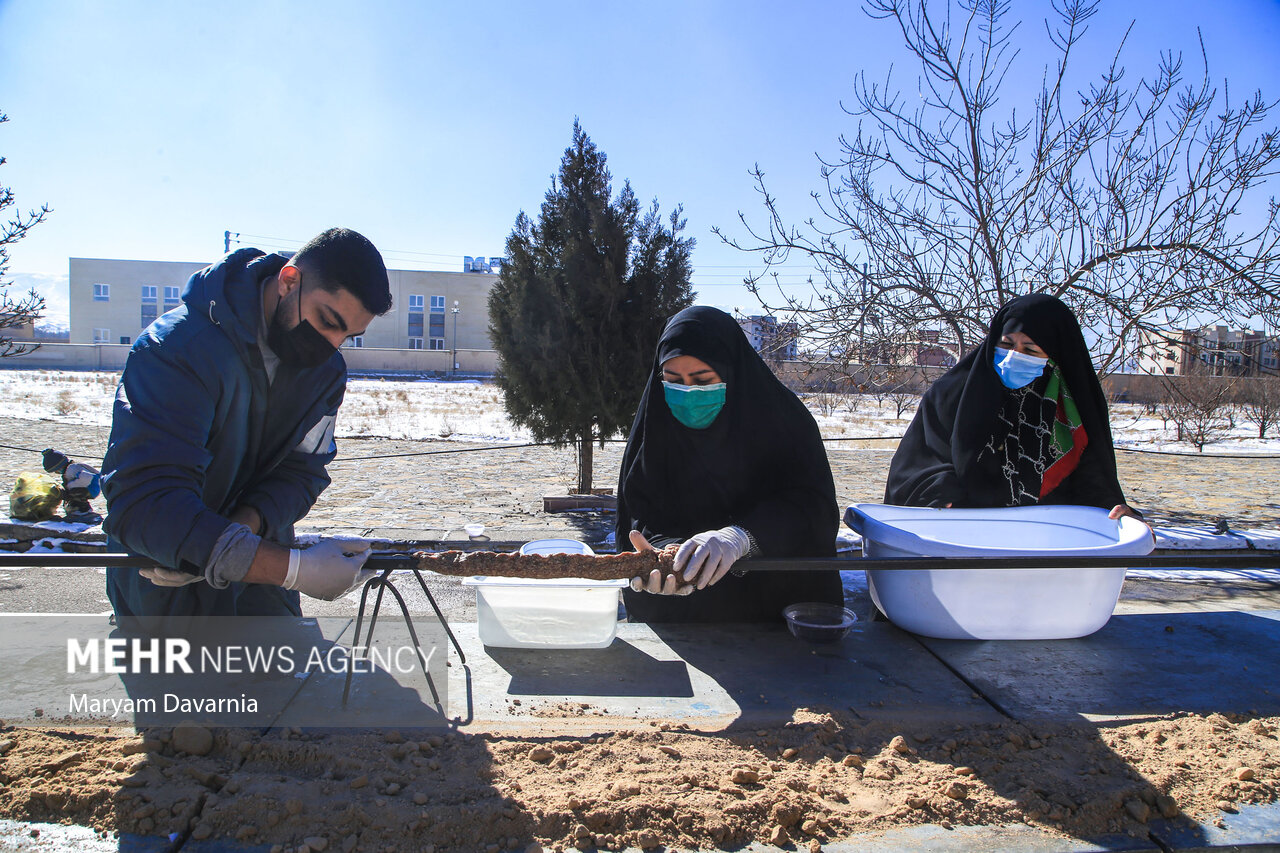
[411,548,679,581]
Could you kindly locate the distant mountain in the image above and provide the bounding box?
[34,322,69,341]
[6,272,70,328]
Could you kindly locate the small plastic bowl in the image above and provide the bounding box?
[783,603,858,643]
[464,523,486,540]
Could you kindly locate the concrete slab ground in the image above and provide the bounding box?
[918,609,1280,721]
[0,820,171,851]
[437,621,1003,733]
[1148,802,1280,851]
[169,823,1170,853]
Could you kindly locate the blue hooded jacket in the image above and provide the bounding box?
[102,248,345,589]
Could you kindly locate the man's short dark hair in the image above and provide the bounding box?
[293,227,392,316]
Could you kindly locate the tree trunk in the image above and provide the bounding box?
[577,425,594,494]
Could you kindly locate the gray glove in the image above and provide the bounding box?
[675,526,754,590]
[140,567,204,588]
[284,539,374,600]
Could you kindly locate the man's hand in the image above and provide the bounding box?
[284,539,374,600]
[675,526,752,590]
[627,530,692,596]
[140,567,204,588]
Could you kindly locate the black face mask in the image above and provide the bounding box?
[267,284,336,369]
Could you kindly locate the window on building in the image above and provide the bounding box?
[119,336,131,345]
[93,328,110,343]
[430,295,446,312]
[164,286,181,309]
[428,337,445,350]
[348,336,364,348]
[408,294,425,339]
[409,337,424,350]
[141,285,157,303]
[93,283,110,301]
[141,304,158,328]
[428,313,445,340]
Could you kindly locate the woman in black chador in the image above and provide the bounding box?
[885,293,1140,519]
[617,306,844,622]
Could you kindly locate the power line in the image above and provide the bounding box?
[1114,446,1280,459]
[5,436,1279,466]
[229,233,494,266]
[226,231,823,278]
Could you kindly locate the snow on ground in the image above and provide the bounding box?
[1,368,1275,454]
[0,370,536,443]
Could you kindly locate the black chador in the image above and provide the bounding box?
[885,294,1129,511]
[617,306,843,622]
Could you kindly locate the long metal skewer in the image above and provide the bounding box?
[4,552,1279,571]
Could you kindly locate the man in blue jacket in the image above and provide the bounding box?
[103,227,392,620]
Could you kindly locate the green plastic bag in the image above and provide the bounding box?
[9,471,64,522]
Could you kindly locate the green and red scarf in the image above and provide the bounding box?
[1040,362,1089,497]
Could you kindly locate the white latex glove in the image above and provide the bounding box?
[284,539,374,600]
[627,530,693,596]
[675,526,753,590]
[139,567,205,588]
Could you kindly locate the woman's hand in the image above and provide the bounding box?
[1109,504,1141,521]
[628,530,692,596]
[674,526,752,590]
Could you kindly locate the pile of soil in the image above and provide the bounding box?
[1,709,1276,852]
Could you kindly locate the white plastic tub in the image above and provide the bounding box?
[463,539,627,649]
[843,503,1155,640]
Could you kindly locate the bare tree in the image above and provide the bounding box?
[888,390,918,419]
[806,386,841,418]
[1239,376,1280,439]
[1159,375,1237,451]
[1,111,49,357]
[716,0,1280,371]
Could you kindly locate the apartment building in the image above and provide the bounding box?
[1138,326,1280,377]
[734,313,799,360]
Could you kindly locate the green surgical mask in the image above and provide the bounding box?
[663,381,727,429]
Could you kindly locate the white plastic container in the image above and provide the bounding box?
[844,503,1155,640]
[463,539,627,649]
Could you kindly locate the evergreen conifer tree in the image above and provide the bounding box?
[489,122,694,493]
[1,111,49,357]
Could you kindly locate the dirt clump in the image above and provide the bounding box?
[0,711,1276,851]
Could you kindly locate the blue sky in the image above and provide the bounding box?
[3,0,1280,326]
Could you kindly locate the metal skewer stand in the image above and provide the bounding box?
[341,558,467,710]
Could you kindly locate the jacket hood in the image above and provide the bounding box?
[182,248,289,350]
